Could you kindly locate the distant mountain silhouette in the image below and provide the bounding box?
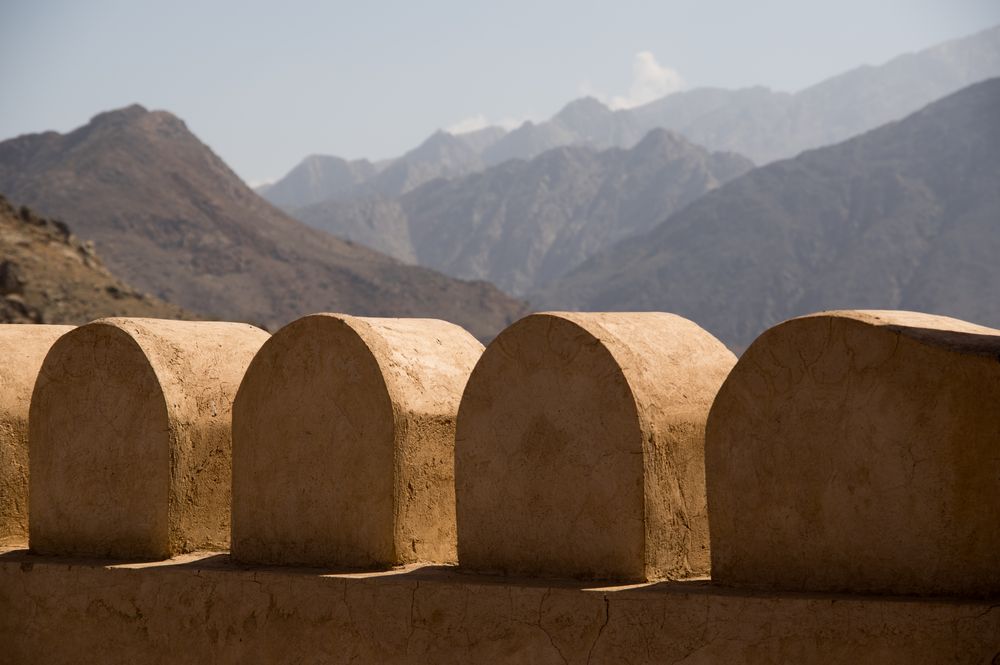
[451,126,507,153]
[296,128,753,295]
[265,24,1000,210]
[536,78,1000,351]
[630,24,1000,163]
[369,130,485,198]
[261,154,378,208]
[263,130,490,207]
[475,97,645,167]
[0,105,525,337]
[0,195,191,323]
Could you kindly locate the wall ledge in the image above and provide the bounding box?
[2,547,997,664]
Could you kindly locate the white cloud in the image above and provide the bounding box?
[446,114,491,135]
[446,52,682,136]
[446,114,530,135]
[496,116,529,130]
[586,51,684,110]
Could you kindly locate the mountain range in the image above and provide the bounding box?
[0,195,191,324]
[295,129,754,295]
[629,23,1000,164]
[0,106,524,338]
[2,28,997,350]
[261,127,510,210]
[263,25,1000,210]
[536,77,1000,351]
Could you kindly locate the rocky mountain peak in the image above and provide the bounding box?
[89,103,149,125]
[81,104,192,145]
[555,96,612,123]
[0,108,525,338]
[631,127,689,155]
[412,130,470,157]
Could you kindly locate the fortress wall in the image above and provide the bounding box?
[1,309,998,662]
[455,312,736,581]
[28,318,268,559]
[706,310,1000,596]
[0,325,74,545]
[231,314,483,568]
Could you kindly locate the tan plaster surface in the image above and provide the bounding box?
[29,318,268,559]
[456,312,736,582]
[0,325,73,546]
[707,310,1000,596]
[0,547,997,664]
[232,314,483,568]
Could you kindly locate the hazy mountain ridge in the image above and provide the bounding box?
[261,154,378,208]
[535,78,1000,350]
[265,24,1000,211]
[261,129,493,206]
[631,24,1000,163]
[451,126,508,153]
[0,105,525,338]
[368,130,485,198]
[0,194,192,323]
[480,97,646,166]
[296,128,754,295]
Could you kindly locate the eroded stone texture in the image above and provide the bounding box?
[456,312,736,581]
[29,318,268,559]
[231,314,483,568]
[707,310,1000,596]
[0,325,73,546]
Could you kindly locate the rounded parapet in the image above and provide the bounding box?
[29,318,269,559]
[0,325,75,546]
[231,314,484,568]
[706,310,1000,596]
[455,312,736,581]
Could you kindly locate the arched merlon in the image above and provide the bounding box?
[456,312,736,582]
[0,325,74,546]
[706,310,1000,596]
[29,318,269,559]
[232,314,484,568]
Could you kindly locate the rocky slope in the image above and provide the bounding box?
[0,195,190,324]
[0,106,524,338]
[536,78,1000,351]
[296,129,753,295]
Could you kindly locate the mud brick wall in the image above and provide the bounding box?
[0,310,997,664]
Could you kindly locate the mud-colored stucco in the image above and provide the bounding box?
[707,310,1000,596]
[456,312,736,582]
[0,325,73,546]
[28,318,268,559]
[232,314,483,568]
[0,548,997,665]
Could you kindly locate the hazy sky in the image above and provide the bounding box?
[2,1,998,184]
